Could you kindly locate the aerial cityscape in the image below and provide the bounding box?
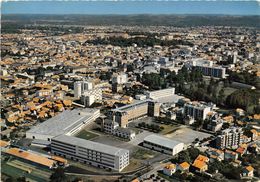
[1,1,260,182]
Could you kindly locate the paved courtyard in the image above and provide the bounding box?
[164,127,212,144]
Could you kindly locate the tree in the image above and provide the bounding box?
[50,167,67,182]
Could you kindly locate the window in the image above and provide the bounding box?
[32,136,35,139]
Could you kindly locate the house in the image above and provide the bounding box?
[249,129,258,141]
[224,150,238,161]
[177,162,190,172]
[236,144,247,157]
[206,147,224,162]
[192,155,209,173]
[241,166,254,178]
[163,164,176,176]
[192,159,208,173]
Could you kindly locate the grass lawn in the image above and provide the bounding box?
[132,148,156,160]
[159,124,179,135]
[1,159,49,182]
[122,159,144,172]
[75,130,99,140]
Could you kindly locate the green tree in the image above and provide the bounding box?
[50,167,67,182]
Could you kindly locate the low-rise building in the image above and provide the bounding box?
[241,166,254,178]
[177,162,190,172]
[143,134,184,156]
[163,164,176,176]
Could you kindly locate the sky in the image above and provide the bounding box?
[1,1,260,15]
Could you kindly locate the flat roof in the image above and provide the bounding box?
[112,99,153,112]
[27,108,99,137]
[5,148,55,167]
[144,134,184,149]
[52,135,129,157]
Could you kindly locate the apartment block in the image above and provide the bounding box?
[216,127,243,149]
[51,135,129,171]
[184,102,211,120]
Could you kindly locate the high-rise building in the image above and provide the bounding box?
[74,81,93,98]
[216,127,243,149]
[184,102,211,120]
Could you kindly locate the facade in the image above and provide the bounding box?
[145,88,175,100]
[26,108,100,141]
[143,134,184,156]
[111,73,128,84]
[224,150,238,161]
[80,94,95,107]
[109,99,160,128]
[216,127,243,149]
[184,102,211,120]
[103,120,135,140]
[207,118,223,132]
[51,135,129,171]
[196,65,226,79]
[74,81,93,98]
[163,164,176,176]
[113,127,136,140]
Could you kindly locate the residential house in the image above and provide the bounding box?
[163,164,176,176]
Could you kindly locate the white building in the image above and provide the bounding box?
[26,108,100,141]
[145,88,175,101]
[80,94,95,107]
[216,127,243,149]
[74,81,93,98]
[184,102,211,120]
[143,134,184,156]
[163,164,176,176]
[113,127,136,140]
[112,73,128,84]
[51,135,129,171]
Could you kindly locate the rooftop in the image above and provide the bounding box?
[52,135,129,157]
[5,148,55,168]
[144,134,184,149]
[27,108,99,137]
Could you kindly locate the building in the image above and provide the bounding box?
[241,166,254,178]
[184,102,211,120]
[224,150,238,161]
[103,120,135,140]
[74,81,93,98]
[26,108,100,141]
[51,135,129,171]
[216,127,243,149]
[113,127,136,140]
[5,148,56,169]
[207,118,223,132]
[80,94,95,107]
[196,65,226,79]
[145,88,175,101]
[191,155,209,173]
[111,73,128,84]
[177,162,190,172]
[163,164,176,176]
[109,99,160,128]
[143,134,184,156]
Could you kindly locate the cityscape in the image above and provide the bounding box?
[1,1,260,182]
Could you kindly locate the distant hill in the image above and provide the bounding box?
[2,14,260,27]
